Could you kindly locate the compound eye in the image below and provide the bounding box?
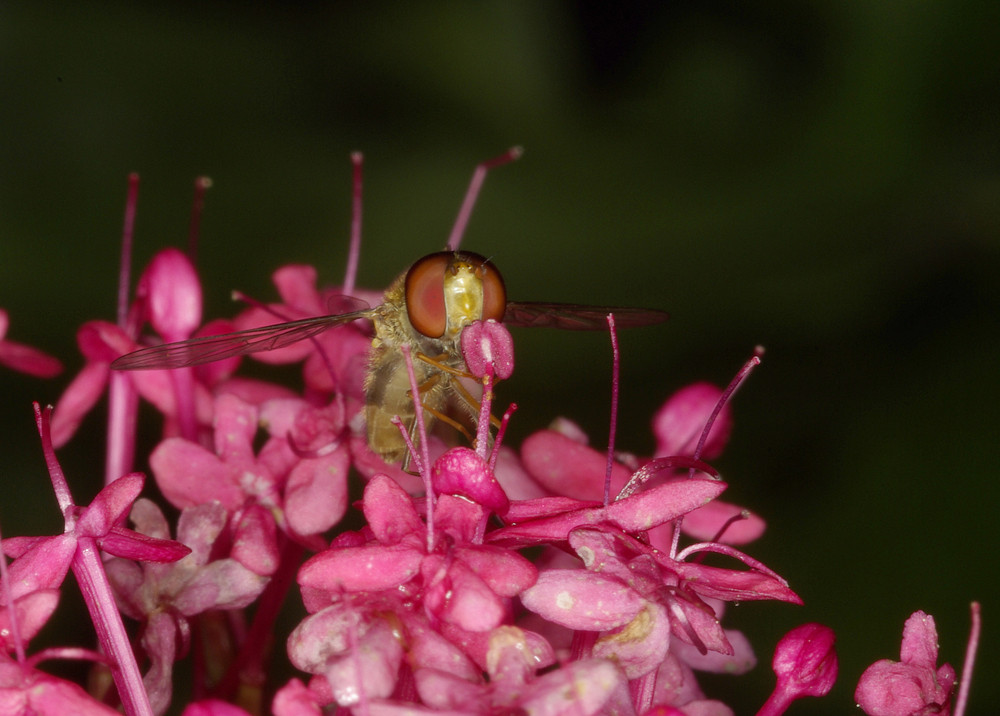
[477,257,507,323]
[405,252,451,338]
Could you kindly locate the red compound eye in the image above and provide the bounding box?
[477,255,507,323]
[405,252,450,338]
[404,252,507,338]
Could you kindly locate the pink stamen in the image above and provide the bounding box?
[446,147,523,251]
[117,173,140,328]
[343,152,363,296]
[604,313,619,506]
[186,176,212,263]
[676,542,789,583]
[398,344,434,549]
[34,404,73,516]
[488,403,518,472]
[107,175,142,483]
[476,371,494,461]
[954,601,981,716]
[692,349,763,465]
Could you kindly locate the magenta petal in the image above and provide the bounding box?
[99,525,191,563]
[680,500,766,544]
[423,558,504,632]
[192,319,242,384]
[287,606,356,673]
[50,362,111,447]
[593,602,671,679]
[77,320,134,362]
[0,590,60,649]
[504,496,602,522]
[605,477,727,532]
[362,475,423,544]
[231,504,280,577]
[272,679,323,716]
[151,438,244,510]
[176,502,229,565]
[433,494,487,543]
[899,611,939,668]
[404,619,481,681]
[76,473,145,537]
[325,619,403,706]
[0,340,63,378]
[521,569,643,631]
[212,394,259,464]
[181,699,254,716]
[414,668,486,711]
[233,304,315,364]
[8,535,76,599]
[272,265,321,311]
[174,559,269,613]
[298,544,423,593]
[285,446,350,536]
[0,667,122,715]
[141,609,180,716]
[455,545,537,597]
[521,430,632,500]
[652,382,732,460]
[675,628,757,675]
[129,498,172,541]
[520,659,632,716]
[672,562,802,604]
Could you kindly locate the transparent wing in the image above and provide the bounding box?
[502,301,669,330]
[111,309,375,370]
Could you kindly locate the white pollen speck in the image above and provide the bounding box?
[555,591,575,610]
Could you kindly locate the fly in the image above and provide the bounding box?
[112,251,668,463]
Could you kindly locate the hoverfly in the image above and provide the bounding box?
[112,250,668,463]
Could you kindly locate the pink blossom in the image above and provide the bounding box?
[856,611,955,716]
[757,623,837,716]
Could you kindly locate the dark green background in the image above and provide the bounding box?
[3,3,997,714]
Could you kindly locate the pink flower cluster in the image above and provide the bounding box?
[0,169,979,716]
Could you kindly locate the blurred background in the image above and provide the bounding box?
[2,2,997,713]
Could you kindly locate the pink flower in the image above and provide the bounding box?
[105,499,269,715]
[757,623,837,716]
[231,264,375,396]
[856,611,956,716]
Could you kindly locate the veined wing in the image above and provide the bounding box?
[502,301,669,330]
[111,309,374,370]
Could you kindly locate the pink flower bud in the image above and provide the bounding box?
[757,623,837,716]
[140,248,203,341]
[432,446,510,515]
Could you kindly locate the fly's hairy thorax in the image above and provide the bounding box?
[364,274,467,464]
